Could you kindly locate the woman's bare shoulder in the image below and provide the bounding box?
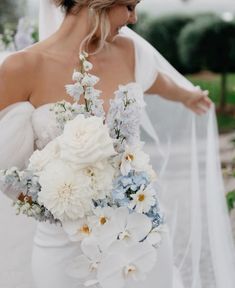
[114,34,135,52]
[113,34,135,69]
[0,50,41,110]
[1,50,39,74]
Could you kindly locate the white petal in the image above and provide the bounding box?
[66,255,91,279]
[81,237,101,261]
[125,242,157,275]
[147,231,162,246]
[84,279,99,287]
[126,212,152,242]
[95,222,119,251]
[120,161,132,176]
[114,207,129,230]
[97,254,125,288]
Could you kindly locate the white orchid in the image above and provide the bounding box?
[129,185,156,213]
[92,206,115,227]
[63,217,94,242]
[98,207,152,248]
[96,240,157,288]
[67,237,102,280]
[146,224,167,246]
[120,144,151,176]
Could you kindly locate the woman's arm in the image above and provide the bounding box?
[0,52,34,111]
[146,72,212,115]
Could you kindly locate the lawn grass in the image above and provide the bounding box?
[187,73,235,133]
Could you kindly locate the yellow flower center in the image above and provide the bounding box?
[59,184,72,199]
[124,264,137,277]
[138,194,145,202]
[85,167,95,177]
[80,224,91,235]
[119,230,131,240]
[125,153,134,162]
[99,216,107,225]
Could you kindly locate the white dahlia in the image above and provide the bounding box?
[38,159,92,222]
[28,139,60,173]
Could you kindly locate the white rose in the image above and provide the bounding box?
[59,114,116,169]
[28,139,60,173]
[82,160,115,199]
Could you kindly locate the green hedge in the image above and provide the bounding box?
[132,13,235,75]
[138,14,193,73]
[178,16,235,73]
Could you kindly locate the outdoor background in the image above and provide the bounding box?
[0,0,235,287]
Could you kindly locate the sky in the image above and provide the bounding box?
[138,0,235,16]
[27,0,235,18]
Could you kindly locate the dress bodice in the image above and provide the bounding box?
[32,82,146,150]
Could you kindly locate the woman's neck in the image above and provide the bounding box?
[38,8,112,65]
[52,8,91,54]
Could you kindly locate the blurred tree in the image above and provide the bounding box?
[0,0,26,33]
[178,17,235,109]
[139,14,194,73]
[129,12,153,38]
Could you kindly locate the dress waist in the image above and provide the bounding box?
[33,221,72,247]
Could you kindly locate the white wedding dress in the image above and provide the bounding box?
[30,86,174,288]
[0,38,175,288]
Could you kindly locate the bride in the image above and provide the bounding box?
[0,0,234,287]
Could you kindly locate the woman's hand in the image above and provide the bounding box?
[182,86,213,115]
[146,73,213,115]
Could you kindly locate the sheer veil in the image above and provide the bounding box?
[40,1,235,287]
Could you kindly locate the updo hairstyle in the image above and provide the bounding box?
[54,0,137,53]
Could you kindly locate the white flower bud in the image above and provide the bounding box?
[72,70,83,82]
[83,61,93,72]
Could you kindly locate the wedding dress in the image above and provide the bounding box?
[0,37,175,287]
[31,93,173,287]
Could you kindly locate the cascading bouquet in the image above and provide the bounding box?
[0,51,165,288]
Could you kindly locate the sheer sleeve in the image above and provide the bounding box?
[132,34,159,93]
[0,102,35,199]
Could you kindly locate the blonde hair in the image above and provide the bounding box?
[54,0,138,54]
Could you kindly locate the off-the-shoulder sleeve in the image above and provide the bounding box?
[0,102,35,169]
[0,102,35,200]
[133,35,159,93]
